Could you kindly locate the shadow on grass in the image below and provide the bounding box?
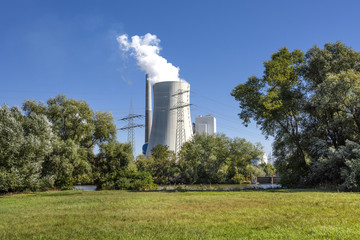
[128,187,350,194]
[42,191,85,197]
[0,190,85,198]
[2,187,357,197]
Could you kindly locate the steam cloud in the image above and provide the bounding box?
[117,33,183,84]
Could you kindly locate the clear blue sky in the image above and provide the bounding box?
[1,0,360,156]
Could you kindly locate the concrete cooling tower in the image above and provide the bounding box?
[146,81,193,156]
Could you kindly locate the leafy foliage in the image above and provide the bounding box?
[178,134,264,184]
[22,95,118,188]
[0,105,54,192]
[232,41,360,190]
[95,142,157,190]
[232,47,308,185]
[1,95,154,192]
[135,134,267,185]
[136,145,179,184]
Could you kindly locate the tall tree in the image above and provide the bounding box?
[232,41,360,189]
[231,47,308,185]
[0,105,54,192]
[301,43,360,187]
[23,95,117,149]
[301,42,360,151]
[23,94,117,186]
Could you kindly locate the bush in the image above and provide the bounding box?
[0,105,55,193]
[136,146,179,185]
[339,141,360,191]
[340,157,360,191]
[38,176,55,191]
[230,174,245,184]
[308,140,360,191]
[279,173,302,188]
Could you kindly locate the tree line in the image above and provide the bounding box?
[0,95,155,193]
[231,41,360,191]
[0,95,273,193]
[137,134,275,185]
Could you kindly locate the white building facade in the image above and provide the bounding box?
[146,81,193,155]
[195,115,216,135]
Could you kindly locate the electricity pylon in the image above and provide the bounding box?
[170,89,191,153]
[118,100,144,155]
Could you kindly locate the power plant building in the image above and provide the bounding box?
[145,74,152,143]
[145,81,193,155]
[195,115,216,135]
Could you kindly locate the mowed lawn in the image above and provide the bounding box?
[1,190,360,239]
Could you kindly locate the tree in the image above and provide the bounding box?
[136,145,179,184]
[258,162,276,176]
[0,105,54,192]
[23,94,117,186]
[95,141,156,190]
[231,47,308,185]
[1,95,157,192]
[23,95,117,149]
[339,141,360,191]
[93,111,117,145]
[232,41,360,188]
[179,134,230,184]
[301,43,360,188]
[178,134,264,184]
[228,137,264,180]
[301,43,360,150]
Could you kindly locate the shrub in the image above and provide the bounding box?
[339,141,360,191]
[230,173,245,184]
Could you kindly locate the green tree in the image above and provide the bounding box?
[231,47,308,185]
[301,43,360,149]
[232,41,360,188]
[179,134,230,184]
[136,145,179,184]
[93,111,117,145]
[23,95,117,149]
[301,43,360,187]
[23,94,117,186]
[227,138,264,180]
[258,163,276,176]
[0,105,54,192]
[96,141,156,190]
[178,134,263,184]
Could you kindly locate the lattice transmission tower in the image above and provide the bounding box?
[170,89,191,153]
[118,100,144,155]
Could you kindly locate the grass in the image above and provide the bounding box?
[1,189,360,239]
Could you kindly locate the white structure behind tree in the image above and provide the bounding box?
[195,115,216,135]
[146,81,193,156]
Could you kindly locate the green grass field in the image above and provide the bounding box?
[1,189,360,239]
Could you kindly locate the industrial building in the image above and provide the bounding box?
[195,115,216,135]
[145,80,193,155]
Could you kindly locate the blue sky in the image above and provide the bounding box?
[1,0,360,156]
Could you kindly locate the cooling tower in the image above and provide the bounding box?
[146,81,193,156]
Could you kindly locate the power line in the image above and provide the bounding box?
[191,104,263,136]
[191,90,239,110]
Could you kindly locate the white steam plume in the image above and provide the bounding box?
[117,33,184,84]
